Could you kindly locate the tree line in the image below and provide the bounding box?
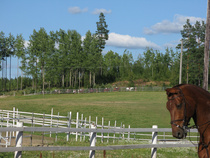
[0,18,207,92]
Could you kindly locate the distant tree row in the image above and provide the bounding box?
[0,19,207,92]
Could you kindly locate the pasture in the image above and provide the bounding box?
[0,91,197,157]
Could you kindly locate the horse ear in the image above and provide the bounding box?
[165,88,171,96]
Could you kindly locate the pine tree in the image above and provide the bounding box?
[96,12,109,51]
[96,13,109,76]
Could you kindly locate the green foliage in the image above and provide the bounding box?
[96,12,109,51]
[0,152,13,158]
[0,19,207,92]
[177,19,205,86]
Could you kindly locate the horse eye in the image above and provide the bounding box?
[176,103,182,109]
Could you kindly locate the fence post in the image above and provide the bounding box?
[128,125,130,141]
[101,117,104,143]
[89,123,96,158]
[13,107,15,137]
[50,108,53,137]
[67,111,71,141]
[80,114,83,142]
[84,117,87,141]
[55,112,59,142]
[6,112,9,145]
[14,121,23,158]
[89,116,91,138]
[113,120,116,143]
[151,125,158,158]
[76,112,79,141]
[122,124,125,139]
[107,121,110,143]
[42,113,45,146]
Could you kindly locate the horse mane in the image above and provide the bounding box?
[173,84,210,99]
[172,84,185,89]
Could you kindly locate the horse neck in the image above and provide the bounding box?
[184,86,210,129]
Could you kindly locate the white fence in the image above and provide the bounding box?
[0,126,198,158]
[0,107,131,145]
[0,108,199,158]
[0,108,198,144]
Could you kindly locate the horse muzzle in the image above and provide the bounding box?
[172,126,187,139]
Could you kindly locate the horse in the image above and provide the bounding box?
[165,84,210,158]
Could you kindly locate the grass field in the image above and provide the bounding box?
[0,91,169,128]
[0,91,197,158]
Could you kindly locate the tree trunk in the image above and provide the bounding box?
[9,55,11,91]
[62,74,64,87]
[32,78,34,90]
[79,71,80,89]
[66,73,68,87]
[203,0,210,90]
[93,72,95,86]
[75,70,77,87]
[5,56,7,91]
[17,58,19,91]
[42,65,45,95]
[35,59,38,93]
[80,71,84,88]
[21,70,23,90]
[89,71,92,87]
[69,70,72,87]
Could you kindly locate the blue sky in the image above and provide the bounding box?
[0,0,208,77]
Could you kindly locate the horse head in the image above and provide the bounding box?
[166,84,210,157]
[165,86,194,139]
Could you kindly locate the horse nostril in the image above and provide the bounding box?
[177,132,181,138]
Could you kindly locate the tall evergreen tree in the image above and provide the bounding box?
[96,13,109,51]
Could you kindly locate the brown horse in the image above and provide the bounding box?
[166,84,210,158]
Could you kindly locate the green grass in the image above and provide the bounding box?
[0,91,169,128]
[0,91,197,157]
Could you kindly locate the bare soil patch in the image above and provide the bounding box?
[1,132,54,147]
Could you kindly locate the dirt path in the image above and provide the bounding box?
[1,133,54,147]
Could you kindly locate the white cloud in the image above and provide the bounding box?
[106,32,161,50]
[163,39,181,48]
[68,7,88,14]
[174,14,204,24]
[144,14,205,35]
[92,9,112,15]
